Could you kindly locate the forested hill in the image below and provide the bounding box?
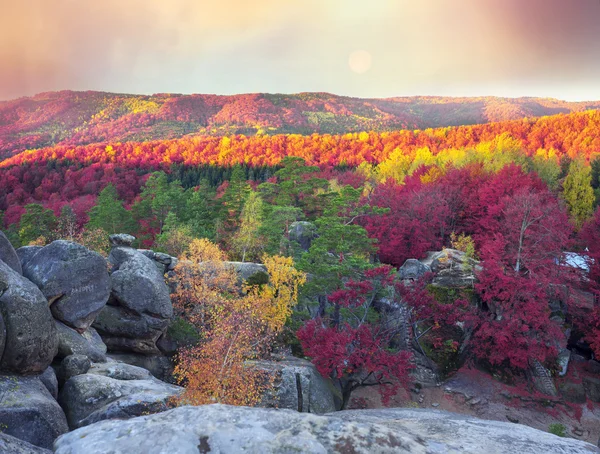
[2,90,600,159]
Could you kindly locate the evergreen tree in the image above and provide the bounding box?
[19,204,57,245]
[260,206,305,257]
[87,184,133,234]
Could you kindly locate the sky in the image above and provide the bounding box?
[1,0,600,101]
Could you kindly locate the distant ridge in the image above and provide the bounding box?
[2,90,600,159]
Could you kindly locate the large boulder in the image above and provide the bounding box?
[0,374,68,450]
[583,376,600,402]
[226,261,268,283]
[53,404,600,454]
[253,357,337,414]
[108,352,174,383]
[55,321,107,363]
[0,231,22,275]
[0,260,57,374]
[93,247,172,354]
[429,248,481,288]
[22,241,111,331]
[15,246,43,270]
[398,258,431,281]
[58,362,182,429]
[39,366,58,400]
[0,432,51,454]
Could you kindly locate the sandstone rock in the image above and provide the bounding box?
[87,361,154,381]
[0,260,57,374]
[15,246,43,270]
[398,258,431,281]
[22,241,111,330]
[108,352,174,383]
[58,368,182,429]
[39,366,58,400]
[0,432,51,454]
[109,234,135,248]
[429,248,481,288]
[288,221,317,251]
[93,306,167,354]
[253,357,337,414]
[560,381,587,404]
[226,261,268,282]
[55,321,107,363]
[60,355,91,384]
[0,231,22,275]
[583,376,600,402]
[0,374,68,450]
[54,404,600,454]
[107,247,172,319]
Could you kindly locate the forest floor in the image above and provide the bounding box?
[347,365,600,446]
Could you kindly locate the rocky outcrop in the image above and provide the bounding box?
[138,249,178,273]
[427,248,481,288]
[583,376,600,402]
[253,357,337,413]
[39,366,58,400]
[15,246,43,270]
[226,261,268,282]
[0,374,68,450]
[108,352,174,383]
[53,404,600,454]
[93,246,172,354]
[288,221,317,251]
[0,231,22,275]
[398,258,431,281]
[0,432,51,454]
[55,321,107,363]
[58,362,182,429]
[22,241,111,331]
[59,355,91,384]
[0,260,57,374]
[108,234,135,248]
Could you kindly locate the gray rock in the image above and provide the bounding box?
[557,348,570,376]
[55,321,107,363]
[54,404,600,454]
[22,241,111,330]
[288,221,317,251]
[107,247,172,319]
[58,370,182,429]
[15,246,43,270]
[0,231,22,275]
[398,258,431,281]
[93,305,167,355]
[225,261,268,282]
[108,352,174,383]
[253,357,337,414]
[60,355,91,383]
[0,260,57,374]
[109,234,135,248]
[583,376,600,402]
[39,366,58,400]
[560,381,587,404]
[0,432,51,454]
[87,361,154,381]
[429,249,481,288]
[0,374,68,450]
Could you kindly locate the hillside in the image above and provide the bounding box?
[2,90,600,159]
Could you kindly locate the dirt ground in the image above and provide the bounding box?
[347,366,600,446]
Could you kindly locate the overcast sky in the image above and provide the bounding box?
[1,0,600,101]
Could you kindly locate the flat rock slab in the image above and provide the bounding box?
[53,405,600,454]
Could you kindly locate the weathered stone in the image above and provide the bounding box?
[0,374,68,450]
[226,261,268,282]
[0,231,22,275]
[60,355,91,384]
[253,357,337,414]
[398,258,431,281]
[0,260,57,374]
[288,221,317,251]
[109,234,135,248]
[22,241,111,330]
[54,405,600,454]
[0,432,51,454]
[55,321,107,363]
[58,368,182,429]
[583,376,600,402]
[15,246,43,270]
[93,305,167,355]
[108,352,174,383]
[557,348,571,376]
[429,248,481,288]
[560,381,587,404]
[107,247,172,319]
[87,361,154,381]
[38,366,58,400]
